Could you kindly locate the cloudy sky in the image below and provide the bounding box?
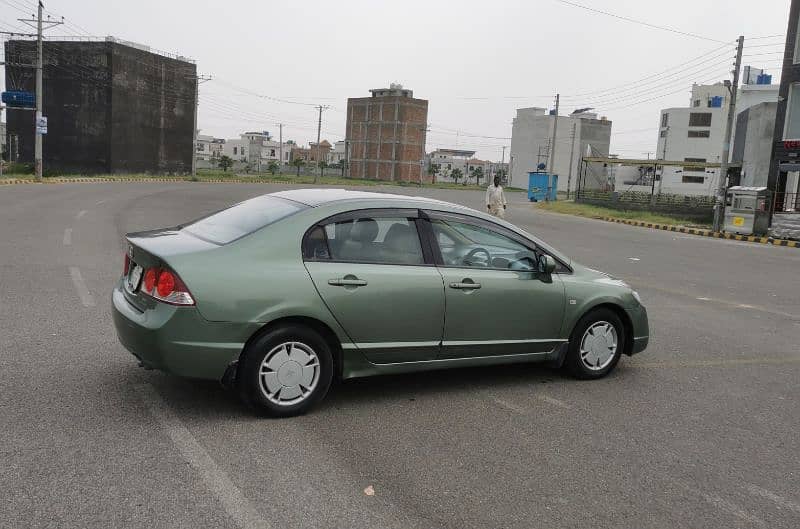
[0,0,792,161]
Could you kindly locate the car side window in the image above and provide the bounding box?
[431,218,538,271]
[306,217,425,265]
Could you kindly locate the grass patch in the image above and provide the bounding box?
[536,200,711,228]
[2,169,523,192]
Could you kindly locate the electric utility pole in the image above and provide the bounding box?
[566,122,577,199]
[278,123,283,174]
[19,2,62,182]
[314,105,329,183]
[191,74,211,178]
[548,94,560,201]
[652,126,669,207]
[500,145,506,183]
[713,36,745,233]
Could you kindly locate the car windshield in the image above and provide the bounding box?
[182,195,307,244]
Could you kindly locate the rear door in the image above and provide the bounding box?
[424,211,566,359]
[302,209,445,363]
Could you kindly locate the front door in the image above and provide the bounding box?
[303,210,444,363]
[425,213,566,359]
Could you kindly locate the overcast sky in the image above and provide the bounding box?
[0,0,792,161]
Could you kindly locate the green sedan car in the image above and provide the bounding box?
[112,189,649,416]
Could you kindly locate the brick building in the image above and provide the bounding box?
[290,140,331,163]
[345,84,429,183]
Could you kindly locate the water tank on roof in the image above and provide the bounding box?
[1,91,35,108]
[710,96,723,108]
[757,73,772,85]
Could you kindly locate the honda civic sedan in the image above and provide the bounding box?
[112,189,649,416]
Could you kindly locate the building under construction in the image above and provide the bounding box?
[345,84,429,183]
[4,38,196,174]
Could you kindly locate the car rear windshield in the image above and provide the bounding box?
[182,195,307,244]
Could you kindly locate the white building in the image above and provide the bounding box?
[427,149,493,184]
[510,108,612,192]
[328,140,346,165]
[220,132,292,169]
[222,138,249,163]
[655,78,779,195]
[196,134,224,162]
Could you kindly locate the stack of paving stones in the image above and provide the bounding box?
[770,215,800,241]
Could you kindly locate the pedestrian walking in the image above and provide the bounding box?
[486,176,507,219]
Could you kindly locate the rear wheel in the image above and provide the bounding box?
[239,325,333,417]
[564,308,625,379]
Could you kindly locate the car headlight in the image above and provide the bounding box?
[631,290,642,304]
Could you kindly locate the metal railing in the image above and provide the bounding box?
[773,192,800,213]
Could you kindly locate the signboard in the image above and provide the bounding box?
[36,116,47,135]
[784,140,800,150]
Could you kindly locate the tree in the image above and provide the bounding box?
[267,160,279,176]
[291,158,305,176]
[218,155,233,172]
[473,166,484,187]
[450,167,463,185]
[427,163,440,181]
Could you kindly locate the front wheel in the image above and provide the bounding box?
[564,308,625,379]
[239,325,334,417]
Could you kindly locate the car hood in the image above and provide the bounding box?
[571,262,631,289]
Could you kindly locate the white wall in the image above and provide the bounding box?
[510,107,611,192]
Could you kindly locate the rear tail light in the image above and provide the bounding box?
[140,267,195,306]
[123,253,131,276]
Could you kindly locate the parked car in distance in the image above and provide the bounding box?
[112,189,649,416]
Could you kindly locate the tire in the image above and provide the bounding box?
[238,325,334,417]
[564,308,625,379]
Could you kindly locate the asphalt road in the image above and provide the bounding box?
[1,182,799,529]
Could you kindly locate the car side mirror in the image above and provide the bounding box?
[539,255,557,275]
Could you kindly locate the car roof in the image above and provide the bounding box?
[271,188,451,207]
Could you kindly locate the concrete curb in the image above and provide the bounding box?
[602,217,799,248]
[0,177,299,186]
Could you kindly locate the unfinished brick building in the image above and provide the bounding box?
[345,84,429,183]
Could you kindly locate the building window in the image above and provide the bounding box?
[233,147,238,155]
[688,130,710,138]
[447,163,451,169]
[661,113,669,127]
[270,149,276,156]
[784,83,800,139]
[693,100,701,107]
[682,175,705,184]
[689,113,712,126]
[794,15,800,64]
[683,157,706,173]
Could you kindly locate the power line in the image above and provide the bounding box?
[552,0,727,43]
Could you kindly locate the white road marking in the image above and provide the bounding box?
[135,383,269,529]
[68,267,95,307]
[63,228,72,246]
[95,200,106,205]
[76,209,87,219]
[744,484,800,514]
[538,395,572,410]
[486,394,527,414]
[628,257,641,261]
[696,297,710,301]
[699,491,766,528]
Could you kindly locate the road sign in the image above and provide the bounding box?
[36,116,47,135]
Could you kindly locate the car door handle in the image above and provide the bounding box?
[449,281,481,290]
[328,278,368,287]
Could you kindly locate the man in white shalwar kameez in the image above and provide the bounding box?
[486,176,507,219]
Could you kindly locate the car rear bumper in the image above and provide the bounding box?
[625,304,649,355]
[111,281,254,380]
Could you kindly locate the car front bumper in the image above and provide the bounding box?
[626,304,650,355]
[111,281,256,380]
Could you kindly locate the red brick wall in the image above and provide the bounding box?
[346,95,429,183]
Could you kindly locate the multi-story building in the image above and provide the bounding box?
[427,148,492,184]
[328,140,346,165]
[4,38,196,174]
[769,0,800,214]
[222,138,249,163]
[657,79,778,196]
[196,134,224,162]
[345,84,429,183]
[291,140,332,164]
[510,108,612,192]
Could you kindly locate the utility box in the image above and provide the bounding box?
[724,186,770,236]
[528,172,558,202]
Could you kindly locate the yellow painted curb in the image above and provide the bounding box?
[601,217,798,249]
